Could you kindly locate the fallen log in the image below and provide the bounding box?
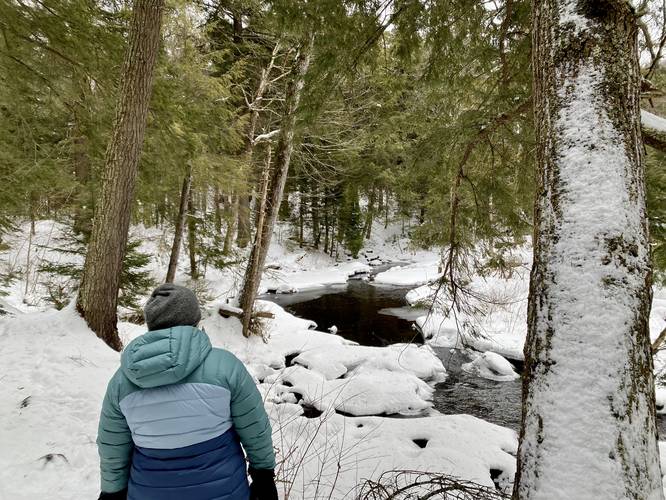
[219,304,274,320]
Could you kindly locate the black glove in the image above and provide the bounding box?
[98,488,127,500]
[249,467,278,500]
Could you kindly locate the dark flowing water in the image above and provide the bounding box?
[265,280,423,346]
[262,281,666,434]
[262,279,524,430]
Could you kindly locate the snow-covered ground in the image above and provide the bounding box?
[1,220,666,498]
[373,259,441,286]
[0,303,515,499]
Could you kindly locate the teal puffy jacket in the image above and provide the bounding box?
[97,326,275,498]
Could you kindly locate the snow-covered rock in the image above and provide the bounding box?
[265,365,434,416]
[405,283,439,306]
[462,352,519,382]
[292,343,447,382]
[275,284,298,294]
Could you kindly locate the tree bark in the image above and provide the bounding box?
[165,165,192,283]
[298,186,305,248]
[76,0,164,351]
[323,192,330,254]
[187,188,198,280]
[237,194,251,248]
[238,34,314,337]
[223,194,237,255]
[213,186,222,244]
[514,2,663,499]
[312,186,320,248]
[363,188,376,239]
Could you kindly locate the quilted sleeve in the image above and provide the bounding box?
[97,372,134,493]
[227,354,275,469]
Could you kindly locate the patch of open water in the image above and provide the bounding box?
[262,279,666,435]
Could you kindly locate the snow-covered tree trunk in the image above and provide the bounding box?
[513,2,663,499]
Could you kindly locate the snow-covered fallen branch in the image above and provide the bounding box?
[641,109,666,152]
[218,303,274,320]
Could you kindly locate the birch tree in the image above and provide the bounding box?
[514,2,663,499]
[76,0,164,350]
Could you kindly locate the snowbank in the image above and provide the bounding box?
[373,260,441,286]
[0,306,120,500]
[416,312,526,361]
[400,248,530,362]
[269,404,518,498]
[652,287,666,341]
[261,261,371,294]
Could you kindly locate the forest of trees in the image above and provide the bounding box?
[2,0,666,497]
[2,0,665,337]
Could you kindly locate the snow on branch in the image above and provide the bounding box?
[641,109,666,153]
[253,129,281,145]
[642,109,666,132]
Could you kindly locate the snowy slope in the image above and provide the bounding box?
[0,306,120,500]
[0,301,514,499]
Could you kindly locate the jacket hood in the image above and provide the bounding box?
[121,326,212,388]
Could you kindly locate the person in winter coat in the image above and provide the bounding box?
[96,284,278,500]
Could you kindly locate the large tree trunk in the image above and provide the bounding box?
[165,165,192,283]
[514,2,663,499]
[76,0,164,351]
[238,34,314,337]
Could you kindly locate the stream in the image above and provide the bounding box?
[262,276,666,435]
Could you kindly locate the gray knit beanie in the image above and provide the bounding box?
[144,284,202,331]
